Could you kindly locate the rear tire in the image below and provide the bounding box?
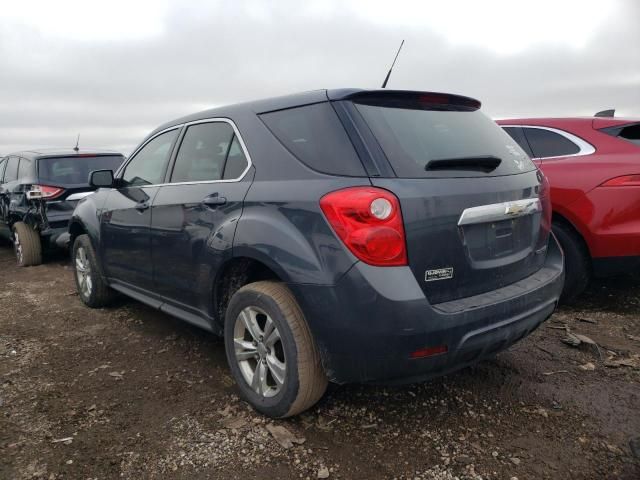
[72,234,115,308]
[224,281,328,418]
[552,220,591,303]
[12,222,42,267]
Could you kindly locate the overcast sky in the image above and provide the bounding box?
[1,0,638,155]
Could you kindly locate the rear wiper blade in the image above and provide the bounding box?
[425,155,502,172]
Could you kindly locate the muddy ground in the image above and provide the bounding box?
[1,244,639,480]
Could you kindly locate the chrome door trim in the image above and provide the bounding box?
[503,125,595,160]
[458,198,542,226]
[114,117,253,187]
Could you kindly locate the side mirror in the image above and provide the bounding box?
[89,169,114,188]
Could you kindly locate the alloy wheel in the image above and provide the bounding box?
[233,306,286,398]
[13,231,23,265]
[75,247,93,298]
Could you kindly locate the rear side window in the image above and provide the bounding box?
[223,136,249,179]
[171,122,239,183]
[4,157,19,182]
[18,158,33,180]
[0,159,6,182]
[355,104,534,177]
[523,127,580,158]
[38,155,124,186]
[260,102,366,176]
[123,129,179,186]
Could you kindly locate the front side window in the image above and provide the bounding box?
[523,128,580,158]
[122,129,179,186]
[4,157,19,183]
[170,122,234,183]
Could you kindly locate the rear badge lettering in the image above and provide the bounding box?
[425,267,454,282]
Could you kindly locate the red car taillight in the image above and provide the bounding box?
[600,174,640,187]
[27,185,65,200]
[319,187,407,267]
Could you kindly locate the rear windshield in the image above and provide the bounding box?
[37,155,124,186]
[355,103,536,177]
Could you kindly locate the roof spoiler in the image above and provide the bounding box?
[595,109,615,118]
[338,90,481,112]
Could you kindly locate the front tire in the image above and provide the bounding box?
[72,234,115,308]
[12,222,42,267]
[552,220,591,303]
[224,281,328,418]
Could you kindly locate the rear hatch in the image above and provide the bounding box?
[347,92,550,304]
[36,154,124,225]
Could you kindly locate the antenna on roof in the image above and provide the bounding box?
[73,133,80,152]
[381,40,405,89]
[595,109,615,118]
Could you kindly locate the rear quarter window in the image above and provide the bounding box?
[522,127,580,158]
[260,102,366,177]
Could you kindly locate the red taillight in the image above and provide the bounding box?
[320,187,407,266]
[409,345,448,359]
[29,185,65,200]
[600,174,640,187]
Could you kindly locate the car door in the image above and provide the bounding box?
[101,128,180,291]
[150,119,253,320]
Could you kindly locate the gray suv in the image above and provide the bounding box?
[69,89,564,417]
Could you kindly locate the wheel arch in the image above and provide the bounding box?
[212,254,287,333]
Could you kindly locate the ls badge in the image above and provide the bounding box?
[425,267,454,282]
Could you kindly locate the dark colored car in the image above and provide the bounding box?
[69,89,564,417]
[0,149,125,266]
[498,117,640,300]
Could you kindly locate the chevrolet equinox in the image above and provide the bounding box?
[69,89,564,417]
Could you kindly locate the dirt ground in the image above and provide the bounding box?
[1,244,639,480]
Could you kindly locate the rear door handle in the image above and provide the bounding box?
[202,194,227,208]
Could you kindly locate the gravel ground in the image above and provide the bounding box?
[1,244,639,479]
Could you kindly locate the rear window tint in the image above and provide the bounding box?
[38,155,124,186]
[260,102,366,177]
[617,123,640,146]
[355,104,535,178]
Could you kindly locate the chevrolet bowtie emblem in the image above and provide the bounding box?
[505,203,526,215]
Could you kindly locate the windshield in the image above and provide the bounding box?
[37,155,124,186]
[354,103,535,178]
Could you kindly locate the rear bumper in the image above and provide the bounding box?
[289,234,564,384]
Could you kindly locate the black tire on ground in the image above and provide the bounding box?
[552,220,591,303]
[72,234,115,308]
[12,222,42,267]
[224,281,328,418]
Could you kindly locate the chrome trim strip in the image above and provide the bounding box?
[503,125,595,160]
[458,198,542,226]
[114,117,253,187]
[66,191,94,201]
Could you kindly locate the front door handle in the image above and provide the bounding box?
[202,194,227,208]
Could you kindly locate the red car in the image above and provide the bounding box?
[497,116,640,300]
